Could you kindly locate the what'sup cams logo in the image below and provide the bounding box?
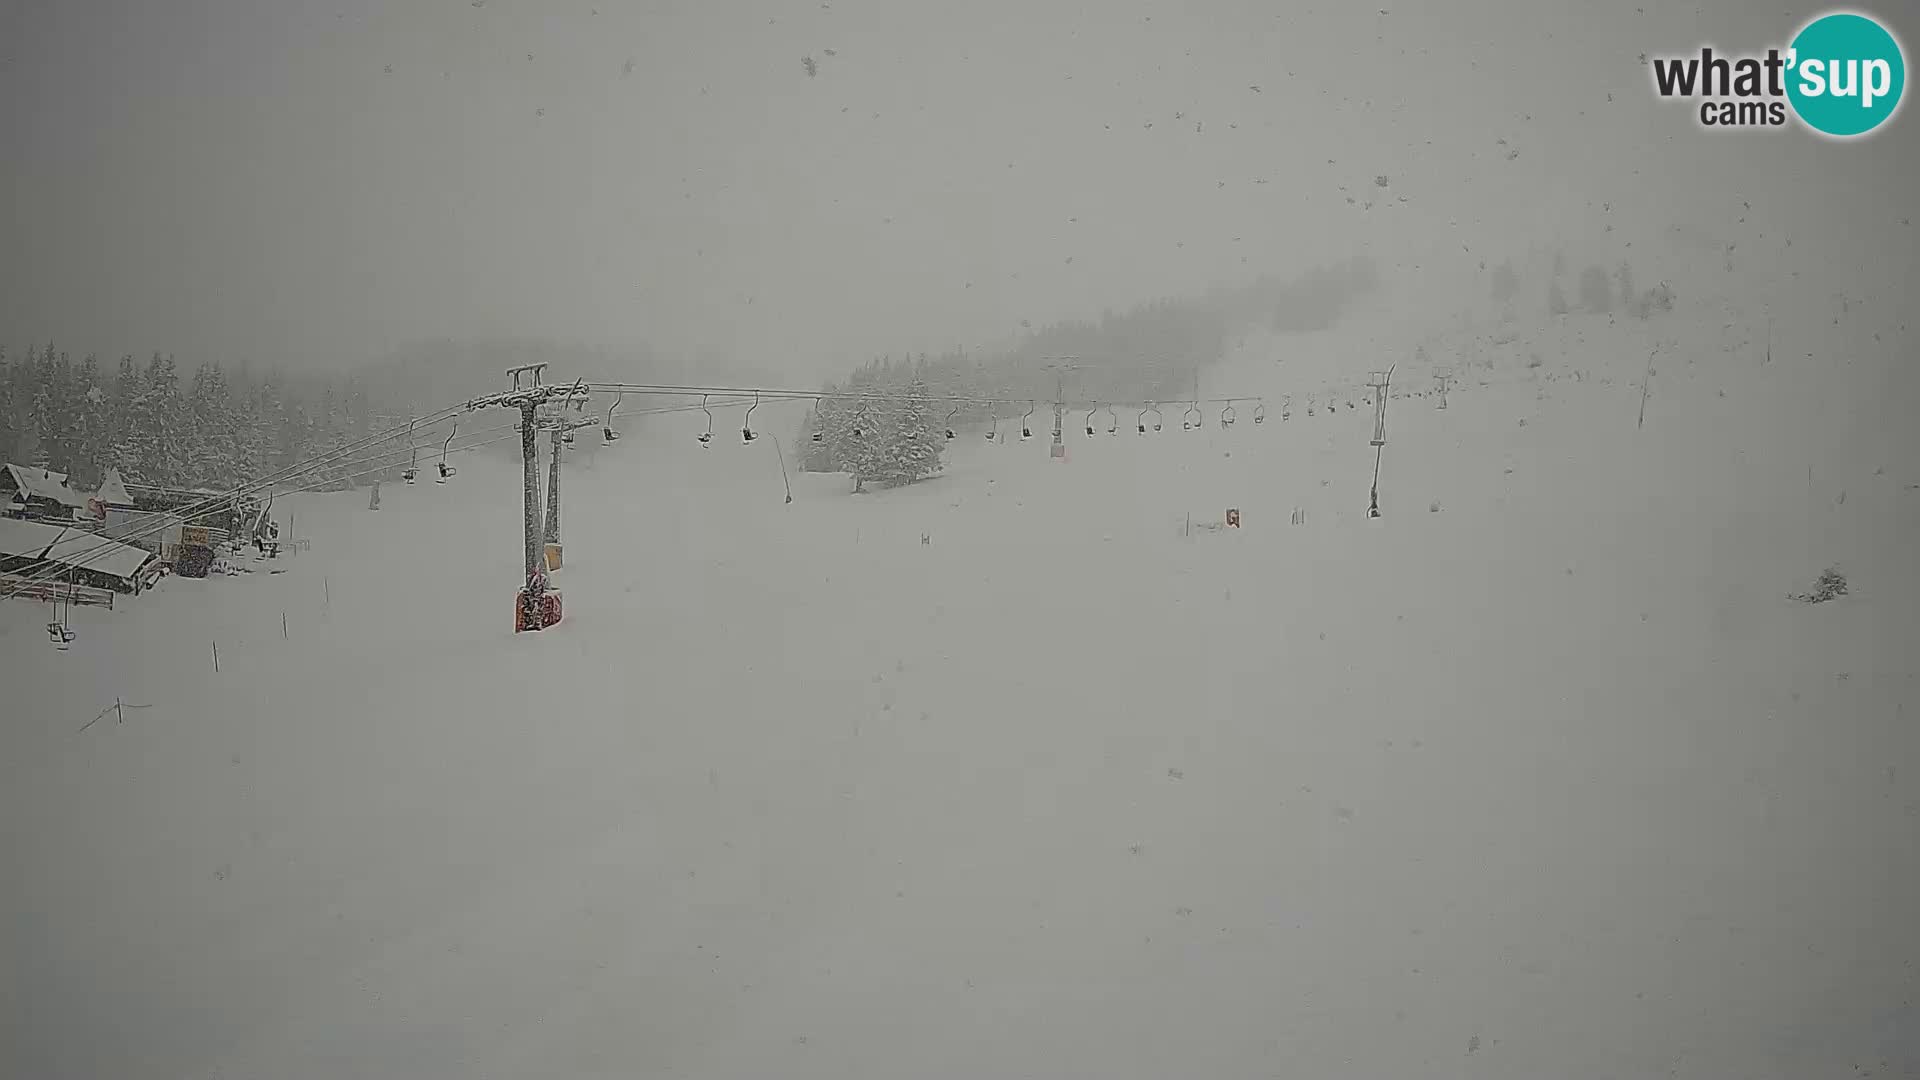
[1649,10,1906,138]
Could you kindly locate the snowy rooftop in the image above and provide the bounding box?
[0,516,155,580]
[2,463,89,508]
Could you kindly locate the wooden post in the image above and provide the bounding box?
[1638,348,1656,430]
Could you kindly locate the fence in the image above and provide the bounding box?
[1,574,116,609]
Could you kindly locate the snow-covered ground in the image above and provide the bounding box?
[4,282,1917,1079]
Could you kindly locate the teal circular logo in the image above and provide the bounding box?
[1787,12,1906,137]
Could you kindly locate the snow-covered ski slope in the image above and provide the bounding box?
[4,275,1917,1079]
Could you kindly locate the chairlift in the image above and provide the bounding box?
[1105,403,1119,435]
[986,412,999,441]
[811,396,825,442]
[742,392,760,443]
[437,419,459,482]
[1138,403,1163,433]
[1281,394,1292,421]
[1221,402,1237,428]
[1183,402,1202,430]
[1020,401,1035,440]
[1084,406,1098,437]
[946,405,959,440]
[1253,400,1267,424]
[697,395,714,445]
[603,391,624,442]
[402,416,419,482]
[47,573,75,648]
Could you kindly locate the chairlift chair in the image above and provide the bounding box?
[945,406,959,440]
[1085,406,1098,437]
[603,391,624,442]
[1105,404,1118,435]
[985,412,999,441]
[1221,402,1237,428]
[1021,402,1035,440]
[437,419,460,481]
[1183,402,1202,430]
[47,578,76,648]
[1253,401,1267,424]
[697,395,714,445]
[742,392,760,443]
[401,416,420,483]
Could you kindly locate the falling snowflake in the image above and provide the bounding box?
[802,56,817,77]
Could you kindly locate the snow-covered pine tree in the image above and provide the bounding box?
[67,354,109,490]
[26,343,58,469]
[801,395,845,473]
[1547,280,1570,317]
[98,355,141,482]
[188,363,240,489]
[1578,264,1612,314]
[0,347,18,464]
[118,354,177,485]
[840,391,888,492]
[881,375,943,486]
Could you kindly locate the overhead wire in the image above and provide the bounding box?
[5,361,1522,602]
[2,404,467,598]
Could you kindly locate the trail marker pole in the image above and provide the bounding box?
[771,434,793,504]
[1638,348,1656,430]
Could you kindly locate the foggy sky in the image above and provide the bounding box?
[2,0,1913,382]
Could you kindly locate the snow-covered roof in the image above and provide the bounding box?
[0,517,155,580]
[95,469,134,507]
[2,463,89,508]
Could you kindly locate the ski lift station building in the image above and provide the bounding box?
[0,517,160,595]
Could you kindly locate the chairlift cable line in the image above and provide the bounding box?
[2,404,467,597]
